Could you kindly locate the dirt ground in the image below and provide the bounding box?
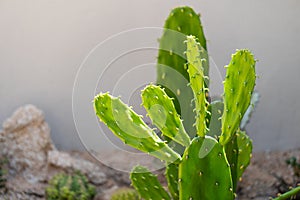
[1,148,299,200]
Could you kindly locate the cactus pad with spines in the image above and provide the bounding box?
[225,131,253,191]
[165,162,179,200]
[141,84,190,147]
[157,6,208,138]
[186,35,209,137]
[179,136,234,200]
[94,93,181,163]
[130,166,171,200]
[207,101,224,139]
[220,49,256,145]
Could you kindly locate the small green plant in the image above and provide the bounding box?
[110,188,139,200]
[286,157,300,177]
[45,171,96,200]
[0,158,7,190]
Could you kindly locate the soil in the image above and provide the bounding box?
[1,149,299,200]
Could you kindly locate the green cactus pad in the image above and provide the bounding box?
[220,49,256,145]
[207,101,224,139]
[130,166,171,200]
[179,136,234,200]
[186,35,209,137]
[141,84,190,147]
[225,131,253,191]
[165,162,179,200]
[94,93,181,163]
[157,6,208,138]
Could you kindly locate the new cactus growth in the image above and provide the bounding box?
[45,172,96,200]
[185,35,210,137]
[94,6,258,200]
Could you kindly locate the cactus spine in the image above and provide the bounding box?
[94,6,258,200]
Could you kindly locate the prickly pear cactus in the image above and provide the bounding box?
[45,172,96,200]
[165,162,179,200]
[157,6,208,138]
[220,50,256,145]
[225,131,253,191]
[179,136,234,200]
[207,101,223,139]
[141,84,190,147]
[185,35,210,137]
[94,6,258,199]
[94,93,180,163]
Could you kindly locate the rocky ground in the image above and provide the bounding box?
[0,105,299,200]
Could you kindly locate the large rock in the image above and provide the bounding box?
[1,105,55,183]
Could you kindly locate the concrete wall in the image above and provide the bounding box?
[1,0,299,151]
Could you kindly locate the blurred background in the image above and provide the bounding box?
[0,0,299,151]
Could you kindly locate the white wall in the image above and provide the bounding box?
[0,0,299,151]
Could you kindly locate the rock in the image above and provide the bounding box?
[1,105,55,183]
[48,150,107,185]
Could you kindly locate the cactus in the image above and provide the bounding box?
[141,84,190,147]
[165,162,179,200]
[110,188,139,200]
[220,49,256,145]
[94,6,258,199]
[130,165,171,200]
[207,101,223,139]
[225,130,253,191]
[94,93,180,163]
[185,35,210,137]
[179,136,234,200]
[157,6,208,138]
[45,172,96,200]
